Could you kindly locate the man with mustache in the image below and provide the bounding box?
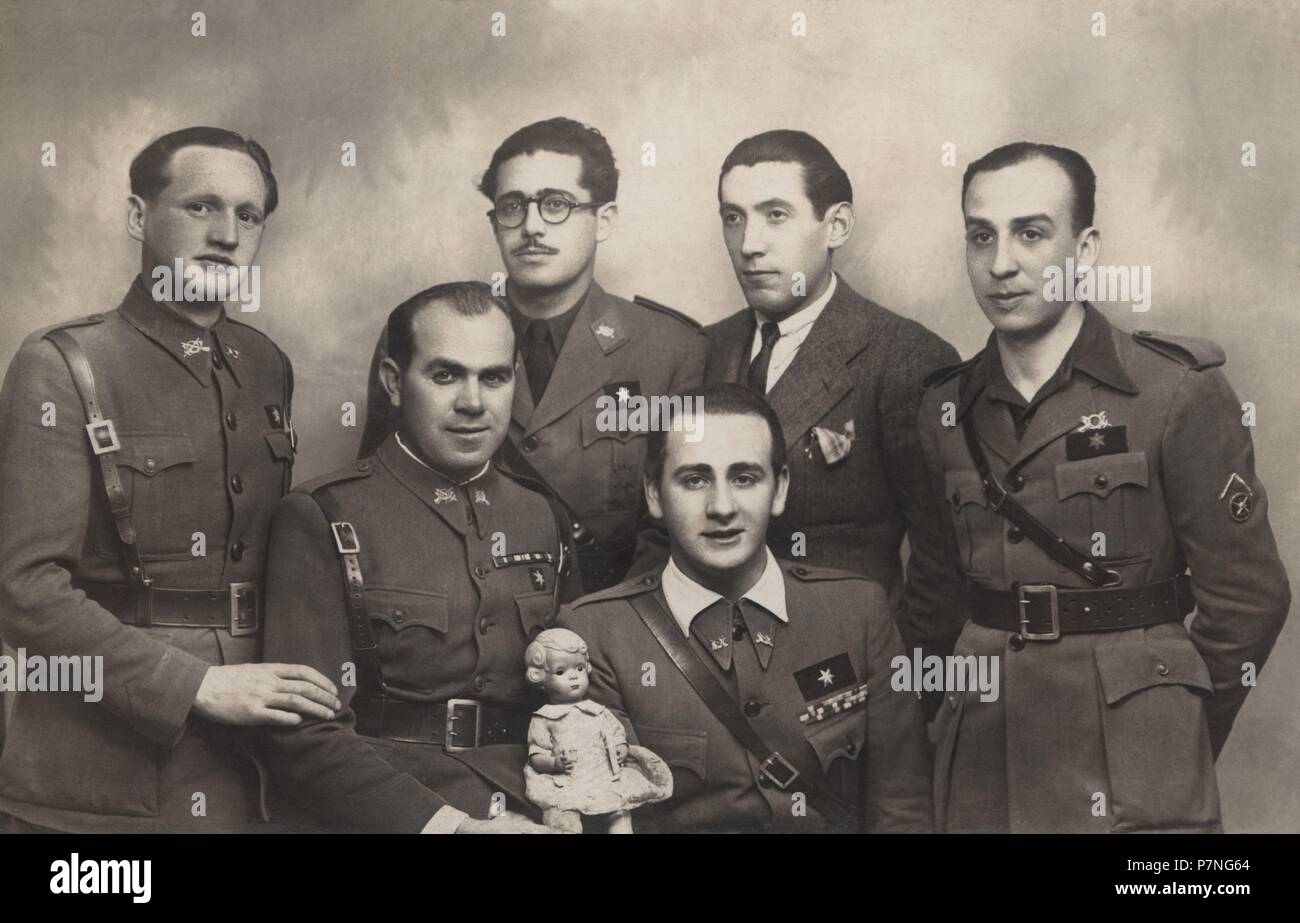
[359,118,708,592]
[704,129,969,678]
[558,382,931,832]
[261,282,576,832]
[0,127,339,832]
[921,141,1289,832]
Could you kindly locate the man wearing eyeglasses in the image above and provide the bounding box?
[360,118,707,592]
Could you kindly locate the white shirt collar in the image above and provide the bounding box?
[394,432,491,484]
[752,272,837,340]
[660,548,788,637]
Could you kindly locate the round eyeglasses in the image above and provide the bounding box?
[488,192,608,229]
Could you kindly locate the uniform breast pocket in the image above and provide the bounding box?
[514,588,556,641]
[264,430,294,491]
[365,586,450,680]
[944,469,995,578]
[802,709,868,799]
[1093,635,1219,831]
[636,724,708,794]
[1054,451,1151,564]
[580,408,648,514]
[113,432,197,559]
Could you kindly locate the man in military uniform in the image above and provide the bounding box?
[921,142,1290,833]
[359,118,708,592]
[559,383,931,833]
[0,127,340,833]
[261,282,579,833]
[703,130,969,668]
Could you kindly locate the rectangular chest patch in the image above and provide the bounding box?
[1066,426,1128,460]
[793,653,857,701]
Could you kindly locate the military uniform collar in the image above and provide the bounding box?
[958,302,1137,419]
[661,547,789,637]
[508,284,588,352]
[118,275,235,388]
[379,433,499,536]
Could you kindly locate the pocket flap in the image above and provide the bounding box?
[1094,638,1213,705]
[944,469,987,512]
[802,710,868,774]
[264,430,294,461]
[1056,451,1149,500]
[117,432,195,476]
[365,587,449,633]
[514,588,556,639]
[580,406,646,447]
[635,724,707,781]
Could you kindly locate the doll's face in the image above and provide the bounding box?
[542,649,590,704]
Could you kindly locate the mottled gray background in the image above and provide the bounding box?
[1,0,1296,831]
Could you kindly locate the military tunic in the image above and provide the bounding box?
[558,559,932,833]
[260,433,579,832]
[0,276,294,832]
[919,303,1289,833]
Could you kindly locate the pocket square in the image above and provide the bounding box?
[811,420,855,466]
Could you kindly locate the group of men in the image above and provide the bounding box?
[0,116,1288,834]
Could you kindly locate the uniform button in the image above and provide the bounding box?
[1093,474,1108,489]
[357,460,371,472]
[950,490,961,509]
[392,609,405,624]
[474,565,488,579]
[732,623,747,641]
[472,675,487,692]
[1008,473,1025,492]
[522,435,539,452]
[844,739,858,756]
[1009,634,1026,652]
[641,576,655,586]
[144,458,157,472]
[225,411,237,430]
[211,350,224,369]
[743,700,762,718]
[230,474,244,493]
[230,540,245,561]
[1007,526,1023,543]
[479,618,490,635]
[794,567,808,577]
[1156,661,1169,676]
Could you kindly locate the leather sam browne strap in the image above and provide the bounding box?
[960,410,1118,588]
[44,328,154,600]
[627,592,850,814]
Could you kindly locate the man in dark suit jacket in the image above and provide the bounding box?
[704,130,968,663]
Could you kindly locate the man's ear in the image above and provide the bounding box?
[826,202,855,251]
[1074,225,1100,272]
[644,473,664,521]
[595,201,618,244]
[770,464,791,519]
[378,357,403,409]
[126,195,147,243]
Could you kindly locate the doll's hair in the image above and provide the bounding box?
[524,628,590,686]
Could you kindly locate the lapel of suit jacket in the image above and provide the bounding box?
[519,282,622,436]
[705,310,755,385]
[765,275,869,453]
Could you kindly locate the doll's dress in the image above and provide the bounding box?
[525,700,673,815]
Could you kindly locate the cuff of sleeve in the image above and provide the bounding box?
[422,805,469,835]
[139,649,213,748]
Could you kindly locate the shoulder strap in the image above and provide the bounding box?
[626,593,849,813]
[960,411,1116,587]
[310,487,387,695]
[43,328,153,596]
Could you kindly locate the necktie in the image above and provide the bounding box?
[747,321,781,394]
[523,319,555,404]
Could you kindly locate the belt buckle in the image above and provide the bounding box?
[331,521,360,555]
[759,751,800,790]
[444,698,480,753]
[86,419,120,455]
[1017,584,1060,641]
[229,582,259,637]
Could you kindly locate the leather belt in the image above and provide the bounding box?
[972,573,1194,641]
[76,579,261,636]
[353,697,530,751]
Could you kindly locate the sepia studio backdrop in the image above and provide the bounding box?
[1,0,1297,831]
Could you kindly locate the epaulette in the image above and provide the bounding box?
[783,561,876,584]
[570,572,661,608]
[296,458,377,496]
[1132,330,1226,371]
[922,353,981,389]
[37,313,106,338]
[632,295,702,330]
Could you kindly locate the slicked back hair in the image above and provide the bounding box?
[129,126,279,215]
[644,382,787,488]
[478,117,619,203]
[961,142,1097,235]
[386,281,513,372]
[718,129,852,220]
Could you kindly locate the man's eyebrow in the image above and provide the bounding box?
[727,462,766,476]
[671,463,715,478]
[964,215,994,229]
[1010,213,1055,228]
[500,186,577,200]
[480,363,514,377]
[421,357,469,375]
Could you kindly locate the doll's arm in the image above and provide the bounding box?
[527,718,571,773]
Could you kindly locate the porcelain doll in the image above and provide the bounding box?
[523,628,672,832]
